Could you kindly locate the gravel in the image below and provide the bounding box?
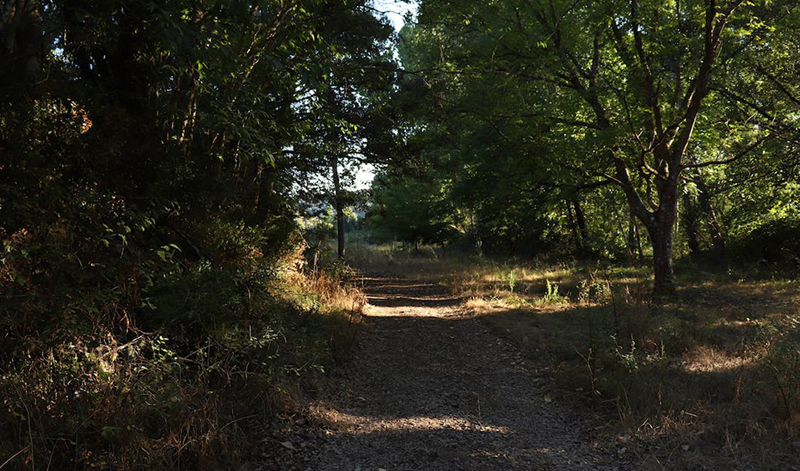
[257,275,621,471]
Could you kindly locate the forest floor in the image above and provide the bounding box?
[259,271,622,471]
[254,248,800,471]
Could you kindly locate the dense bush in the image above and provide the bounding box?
[0,1,388,468]
[730,218,800,267]
[0,215,363,469]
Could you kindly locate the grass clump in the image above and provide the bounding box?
[539,279,568,305]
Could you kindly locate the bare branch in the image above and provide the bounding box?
[684,134,772,168]
[630,0,664,136]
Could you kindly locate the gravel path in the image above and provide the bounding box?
[268,275,618,471]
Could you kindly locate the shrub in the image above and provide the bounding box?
[731,218,800,266]
[0,219,363,469]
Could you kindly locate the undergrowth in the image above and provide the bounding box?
[357,245,800,470]
[485,269,800,469]
[0,234,364,470]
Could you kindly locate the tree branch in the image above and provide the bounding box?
[683,134,772,168]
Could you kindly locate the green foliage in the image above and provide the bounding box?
[540,280,567,305]
[577,277,612,305]
[0,0,391,468]
[507,269,517,294]
[368,173,460,246]
[730,217,800,267]
[383,0,800,295]
[0,203,363,465]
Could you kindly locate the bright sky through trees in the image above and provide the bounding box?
[354,0,417,189]
[372,0,416,32]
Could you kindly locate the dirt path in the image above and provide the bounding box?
[270,275,618,471]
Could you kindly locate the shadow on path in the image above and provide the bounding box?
[293,275,615,471]
[358,276,464,309]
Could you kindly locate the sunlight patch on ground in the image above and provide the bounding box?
[683,345,755,373]
[465,295,572,311]
[311,407,512,436]
[360,282,437,289]
[364,302,459,317]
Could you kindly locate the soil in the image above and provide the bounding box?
[258,274,622,471]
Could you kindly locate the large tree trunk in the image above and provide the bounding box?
[647,186,679,297]
[616,163,680,297]
[331,155,345,259]
[649,220,676,297]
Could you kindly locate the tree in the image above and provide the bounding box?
[0,2,398,465]
[287,4,395,259]
[402,0,796,295]
[368,171,459,248]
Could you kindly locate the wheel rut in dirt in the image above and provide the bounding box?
[291,274,616,470]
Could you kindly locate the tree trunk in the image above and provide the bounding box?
[635,220,643,262]
[1,0,42,89]
[627,217,643,262]
[251,161,277,221]
[566,201,582,252]
[695,176,726,262]
[331,155,345,259]
[682,191,701,257]
[647,204,677,297]
[649,222,675,297]
[572,199,589,245]
[567,199,589,255]
[618,174,679,296]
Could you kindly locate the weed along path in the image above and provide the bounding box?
[274,274,618,471]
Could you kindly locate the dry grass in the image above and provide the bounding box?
[281,262,368,364]
[284,264,367,315]
[0,255,367,470]
[354,244,800,470]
